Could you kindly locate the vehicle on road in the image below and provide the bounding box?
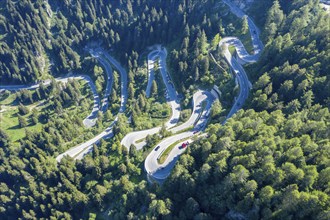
[144,0,263,181]
[180,141,189,149]
[155,146,160,151]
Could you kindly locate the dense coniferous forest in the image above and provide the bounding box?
[0,0,329,219]
[250,0,330,110]
[0,0,218,86]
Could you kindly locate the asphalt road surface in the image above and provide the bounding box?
[1,0,263,182]
[56,50,128,162]
[90,49,114,113]
[144,92,215,182]
[122,46,216,182]
[145,0,264,182]
[121,47,181,150]
[221,0,264,120]
[0,74,100,128]
[98,48,128,113]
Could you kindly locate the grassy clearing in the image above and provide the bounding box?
[0,91,44,143]
[0,105,43,143]
[0,92,17,105]
[0,80,94,144]
[157,137,191,164]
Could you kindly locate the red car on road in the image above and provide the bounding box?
[180,141,189,149]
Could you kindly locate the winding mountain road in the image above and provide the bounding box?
[221,0,264,119]
[144,91,215,181]
[90,50,114,113]
[144,0,264,182]
[0,75,100,128]
[0,48,128,162]
[120,46,216,182]
[56,50,128,162]
[100,49,128,113]
[121,47,181,150]
[1,0,264,182]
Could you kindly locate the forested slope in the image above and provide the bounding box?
[250,0,330,111]
[0,0,218,85]
[164,107,329,219]
[159,1,330,219]
[0,0,329,219]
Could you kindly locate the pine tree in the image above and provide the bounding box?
[31,109,39,125]
[241,16,248,35]
[199,30,208,54]
[194,67,200,81]
[264,0,284,43]
[18,115,27,128]
[151,80,158,97]
[18,103,29,115]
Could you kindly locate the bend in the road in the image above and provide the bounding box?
[144,92,215,181]
[121,47,180,150]
[0,74,100,128]
[56,50,128,162]
[146,0,264,182]
[220,0,264,120]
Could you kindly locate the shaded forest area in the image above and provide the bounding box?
[0,0,329,219]
[0,0,218,87]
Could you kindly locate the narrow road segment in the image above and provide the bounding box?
[0,74,100,128]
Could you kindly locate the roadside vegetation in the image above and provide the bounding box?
[0,0,328,220]
[129,58,172,131]
[0,80,95,150]
[157,137,191,164]
[0,97,43,143]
